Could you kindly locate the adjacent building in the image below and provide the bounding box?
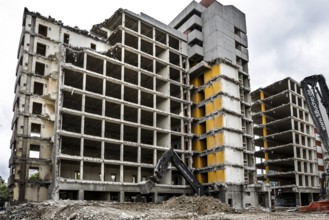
[252,78,322,207]
[8,0,256,208]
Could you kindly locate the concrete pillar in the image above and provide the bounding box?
[78,190,84,200]
[296,192,301,206]
[153,192,158,203]
[120,191,124,202]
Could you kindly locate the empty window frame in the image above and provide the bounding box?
[90,43,96,50]
[36,43,46,56]
[38,24,48,37]
[29,144,40,158]
[33,82,44,95]
[31,123,41,137]
[28,167,40,179]
[32,102,42,114]
[35,62,45,76]
[64,33,70,44]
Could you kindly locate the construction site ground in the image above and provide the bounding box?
[0,196,328,220]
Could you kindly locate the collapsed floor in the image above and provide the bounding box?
[1,196,328,220]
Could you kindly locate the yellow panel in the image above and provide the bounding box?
[192,92,203,104]
[192,124,204,135]
[192,107,202,118]
[193,156,206,168]
[192,139,205,151]
[204,64,220,84]
[206,135,215,149]
[215,132,224,146]
[196,173,207,183]
[205,102,213,115]
[191,76,202,87]
[214,115,223,129]
[213,98,222,111]
[211,64,220,77]
[208,169,225,183]
[207,151,224,166]
[212,81,221,94]
[204,69,212,84]
[206,118,214,132]
[204,85,213,99]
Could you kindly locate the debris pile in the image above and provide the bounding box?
[0,196,328,220]
[164,195,235,215]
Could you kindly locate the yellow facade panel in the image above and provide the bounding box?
[193,156,207,168]
[208,169,225,183]
[204,64,220,84]
[192,139,205,151]
[196,173,207,183]
[207,151,224,166]
[213,98,221,110]
[192,123,205,135]
[205,102,213,115]
[214,115,223,129]
[192,92,203,104]
[206,118,214,132]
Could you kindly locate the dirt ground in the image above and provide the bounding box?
[0,196,328,220]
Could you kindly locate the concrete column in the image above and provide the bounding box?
[120,190,124,202]
[80,160,83,181]
[78,190,84,200]
[120,164,124,182]
[296,192,301,206]
[153,192,158,203]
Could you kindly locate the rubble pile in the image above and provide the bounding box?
[164,195,235,215]
[0,196,327,220]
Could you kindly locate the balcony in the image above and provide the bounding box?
[187,29,203,44]
[188,44,204,63]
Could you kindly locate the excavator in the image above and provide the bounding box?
[139,147,205,196]
[298,74,329,212]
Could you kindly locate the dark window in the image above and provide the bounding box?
[90,43,96,50]
[38,24,48,37]
[29,145,40,158]
[31,123,41,137]
[35,62,45,76]
[36,43,46,56]
[32,102,42,114]
[33,82,44,95]
[64,33,70,44]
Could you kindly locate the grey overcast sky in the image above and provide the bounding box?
[1,0,329,180]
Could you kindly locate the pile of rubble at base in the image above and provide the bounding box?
[0,196,237,220]
[0,196,328,220]
[164,195,236,215]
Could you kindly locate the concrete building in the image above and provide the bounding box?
[9,0,256,208]
[252,78,322,207]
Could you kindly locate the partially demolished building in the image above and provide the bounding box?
[9,0,256,208]
[252,78,322,206]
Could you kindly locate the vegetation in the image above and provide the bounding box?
[0,176,9,208]
[29,173,40,180]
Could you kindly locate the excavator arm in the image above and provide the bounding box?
[139,148,205,196]
[301,75,329,152]
[301,74,329,200]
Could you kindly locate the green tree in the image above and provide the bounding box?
[0,176,9,208]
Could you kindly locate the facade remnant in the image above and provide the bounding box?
[9,0,256,208]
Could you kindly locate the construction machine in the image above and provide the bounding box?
[298,74,329,211]
[139,147,205,196]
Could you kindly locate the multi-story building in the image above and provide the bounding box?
[252,78,322,207]
[8,0,256,208]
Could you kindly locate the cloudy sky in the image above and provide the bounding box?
[1,0,329,180]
